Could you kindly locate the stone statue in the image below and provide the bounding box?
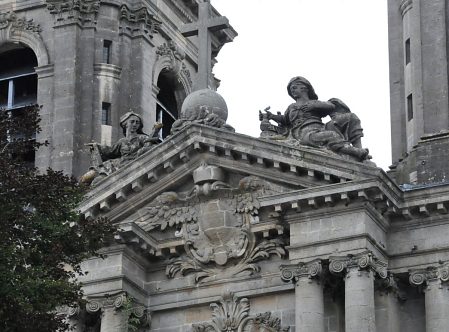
[259,76,370,161]
[80,112,160,186]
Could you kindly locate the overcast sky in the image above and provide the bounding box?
[211,0,391,170]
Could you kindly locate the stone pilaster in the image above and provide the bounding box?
[281,259,324,332]
[409,264,449,332]
[86,292,151,332]
[329,251,387,332]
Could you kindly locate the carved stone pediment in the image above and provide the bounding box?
[79,125,387,282]
[80,124,379,222]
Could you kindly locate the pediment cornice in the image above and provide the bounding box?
[80,124,382,221]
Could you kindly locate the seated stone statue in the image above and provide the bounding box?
[80,112,160,186]
[259,76,370,161]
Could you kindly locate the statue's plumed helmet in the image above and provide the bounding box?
[120,111,144,136]
[287,76,318,100]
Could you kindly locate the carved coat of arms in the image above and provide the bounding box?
[136,162,287,283]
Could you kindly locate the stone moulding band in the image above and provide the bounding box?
[399,0,413,17]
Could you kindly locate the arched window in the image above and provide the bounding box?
[0,45,38,164]
[156,71,179,139]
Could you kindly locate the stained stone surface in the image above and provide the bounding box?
[2,0,449,331]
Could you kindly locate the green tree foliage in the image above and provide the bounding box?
[0,106,116,331]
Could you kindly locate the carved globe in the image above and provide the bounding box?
[180,88,228,121]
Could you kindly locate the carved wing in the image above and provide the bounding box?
[138,205,197,232]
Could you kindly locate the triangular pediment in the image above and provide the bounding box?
[79,124,381,223]
[79,124,385,221]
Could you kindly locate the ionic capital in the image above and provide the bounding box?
[375,273,407,301]
[85,292,151,327]
[280,259,322,283]
[409,263,449,286]
[56,305,80,318]
[86,292,127,313]
[329,251,387,279]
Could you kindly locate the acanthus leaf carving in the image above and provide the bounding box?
[166,231,285,283]
[192,292,290,332]
[120,4,161,38]
[251,312,290,332]
[0,12,42,33]
[46,0,100,25]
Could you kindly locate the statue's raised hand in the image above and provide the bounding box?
[259,106,272,121]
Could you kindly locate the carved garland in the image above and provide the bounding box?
[192,292,290,332]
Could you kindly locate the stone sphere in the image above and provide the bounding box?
[180,88,228,121]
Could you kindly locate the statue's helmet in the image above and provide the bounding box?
[287,76,318,100]
[120,111,144,136]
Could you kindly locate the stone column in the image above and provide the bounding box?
[329,251,387,332]
[34,64,54,173]
[100,306,128,332]
[281,259,324,332]
[410,264,449,332]
[374,275,403,332]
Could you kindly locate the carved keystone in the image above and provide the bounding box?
[329,251,387,279]
[280,259,322,283]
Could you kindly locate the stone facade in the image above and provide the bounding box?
[0,0,236,177]
[74,124,449,332]
[388,0,449,184]
[2,1,449,332]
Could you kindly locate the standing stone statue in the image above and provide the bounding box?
[80,112,160,186]
[259,76,370,161]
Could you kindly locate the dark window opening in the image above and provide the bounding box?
[101,102,111,125]
[103,40,112,64]
[0,46,38,166]
[407,94,413,121]
[405,38,411,65]
[156,72,178,139]
[0,80,8,108]
[14,75,37,108]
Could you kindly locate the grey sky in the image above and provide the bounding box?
[212,0,391,169]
